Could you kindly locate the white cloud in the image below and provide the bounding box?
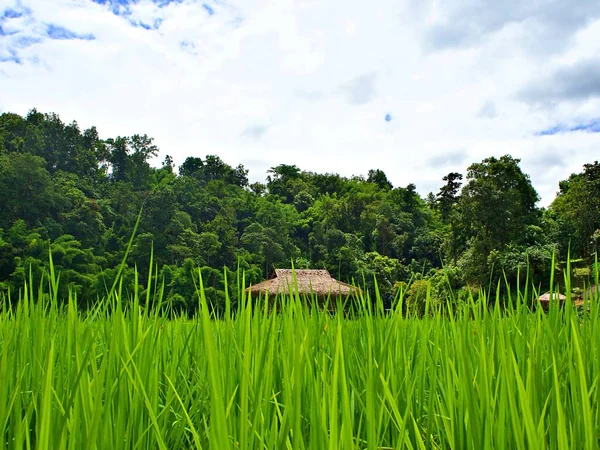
[1,0,600,207]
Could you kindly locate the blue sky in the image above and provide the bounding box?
[2,0,600,206]
[45,24,95,40]
[538,119,600,136]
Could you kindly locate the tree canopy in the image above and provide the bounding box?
[0,109,596,311]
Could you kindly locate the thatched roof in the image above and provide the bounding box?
[537,292,567,310]
[246,269,358,297]
[538,292,567,303]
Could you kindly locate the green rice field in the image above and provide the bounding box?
[0,266,599,449]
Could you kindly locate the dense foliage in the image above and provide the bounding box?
[0,109,598,311]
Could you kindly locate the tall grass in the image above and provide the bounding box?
[0,263,599,449]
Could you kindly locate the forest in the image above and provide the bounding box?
[0,109,599,312]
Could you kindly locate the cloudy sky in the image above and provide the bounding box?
[2,0,600,205]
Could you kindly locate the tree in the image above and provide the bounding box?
[39,112,67,173]
[551,161,600,258]
[231,164,249,188]
[106,137,132,182]
[179,155,248,188]
[457,155,540,284]
[266,164,302,201]
[241,223,284,276]
[460,155,538,249]
[0,112,27,153]
[0,153,56,228]
[358,252,407,307]
[129,134,159,189]
[367,169,393,190]
[197,232,222,267]
[49,234,99,300]
[179,157,203,177]
[162,155,174,173]
[54,173,106,248]
[436,172,462,223]
[202,155,230,183]
[250,182,266,196]
[436,172,463,263]
[106,134,158,189]
[83,126,110,172]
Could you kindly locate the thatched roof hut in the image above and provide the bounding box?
[538,292,567,302]
[537,292,567,309]
[246,269,359,298]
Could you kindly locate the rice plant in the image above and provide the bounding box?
[0,261,599,449]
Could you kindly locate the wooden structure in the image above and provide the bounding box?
[537,292,567,310]
[246,269,358,299]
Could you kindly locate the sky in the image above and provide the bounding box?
[1,0,600,206]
